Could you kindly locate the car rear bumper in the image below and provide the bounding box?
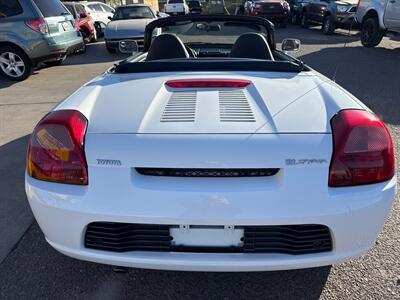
[252,12,289,20]
[31,41,83,65]
[26,173,397,272]
[29,34,84,65]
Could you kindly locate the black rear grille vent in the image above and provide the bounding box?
[243,225,332,255]
[85,223,332,255]
[85,223,172,252]
[135,168,279,177]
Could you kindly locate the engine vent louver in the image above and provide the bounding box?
[160,92,197,122]
[219,90,256,122]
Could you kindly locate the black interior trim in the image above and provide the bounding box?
[115,59,306,73]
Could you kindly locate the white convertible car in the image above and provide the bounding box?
[25,15,396,272]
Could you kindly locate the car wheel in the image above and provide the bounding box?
[361,17,384,47]
[291,14,298,25]
[106,46,116,53]
[76,41,86,54]
[301,13,309,28]
[44,56,66,67]
[0,46,32,81]
[322,14,335,35]
[280,17,288,28]
[94,22,103,38]
[90,28,98,43]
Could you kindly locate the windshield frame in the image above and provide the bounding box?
[143,15,276,52]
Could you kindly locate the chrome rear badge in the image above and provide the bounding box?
[96,159,122,166]
[286,159,328,166]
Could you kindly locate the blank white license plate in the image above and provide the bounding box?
[170,226,244,247]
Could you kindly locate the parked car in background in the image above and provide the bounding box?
[301,0,358,34]
[207,0,228,14]
[164,0,189,15]
[356,0,400,47]
[0,0,84,81]
[246,0,291,27]
[288,0,310,24]
[64,2,97,43]
[188,0,202,14]
[104,5,157,53]
[81,1,115,37]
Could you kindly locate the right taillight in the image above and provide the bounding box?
[329,109,394,187]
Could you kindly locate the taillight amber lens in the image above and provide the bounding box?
[27,110,88,185]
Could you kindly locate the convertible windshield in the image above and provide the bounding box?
[113,6,154,20]
[152,20,270,45]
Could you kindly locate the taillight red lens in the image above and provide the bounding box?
[165,79,251,88]
[329,110,394,187]
[27,110,88,185]
[25,18,49,34]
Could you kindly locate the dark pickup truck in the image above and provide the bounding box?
[301,0,358,34]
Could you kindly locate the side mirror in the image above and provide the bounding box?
[119,40,139,54]
[79,12,88,19]
[281,38,301,52]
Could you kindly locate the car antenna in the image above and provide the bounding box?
[332,17,357,83]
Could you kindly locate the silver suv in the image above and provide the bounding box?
[0,0,84,81]
[356,0,400,47]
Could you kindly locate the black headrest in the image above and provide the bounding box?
[230,33,274,61]
[146,34,189,61]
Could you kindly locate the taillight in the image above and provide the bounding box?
[26,18,49,34]
[27,110,88,185]
[165,79,251,88]
[329,110,394,187]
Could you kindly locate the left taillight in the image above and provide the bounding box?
[25,18,49,35]
[27,110,88,185]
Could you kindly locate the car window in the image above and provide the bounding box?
[75,4,86,15]
[89,4,104,12]
[168,0,184,3]
[101,4,114,13]
[0,0,23,18]
[32,0,69,17]
[114,6,154,20]
[64,4,76,18]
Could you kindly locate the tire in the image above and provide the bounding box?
[106,46,116,53]
[301,13,309,28]
[0,46,33,81]
[322,14,335,35]
[361,17,384,47]
[291,13,298,25]
[280,17,288,28]
[94,22,103,38]
[80,30,88,44]
[76,41,86,54]
[44,56,66,67]
[90,28,98,43]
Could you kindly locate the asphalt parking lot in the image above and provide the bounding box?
[0,26,399,300]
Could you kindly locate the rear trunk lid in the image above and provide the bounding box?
[57,72,364,134]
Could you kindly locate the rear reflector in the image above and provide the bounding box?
[27,110,88,185]
[329,110,394,187]
[165,79,251,88]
